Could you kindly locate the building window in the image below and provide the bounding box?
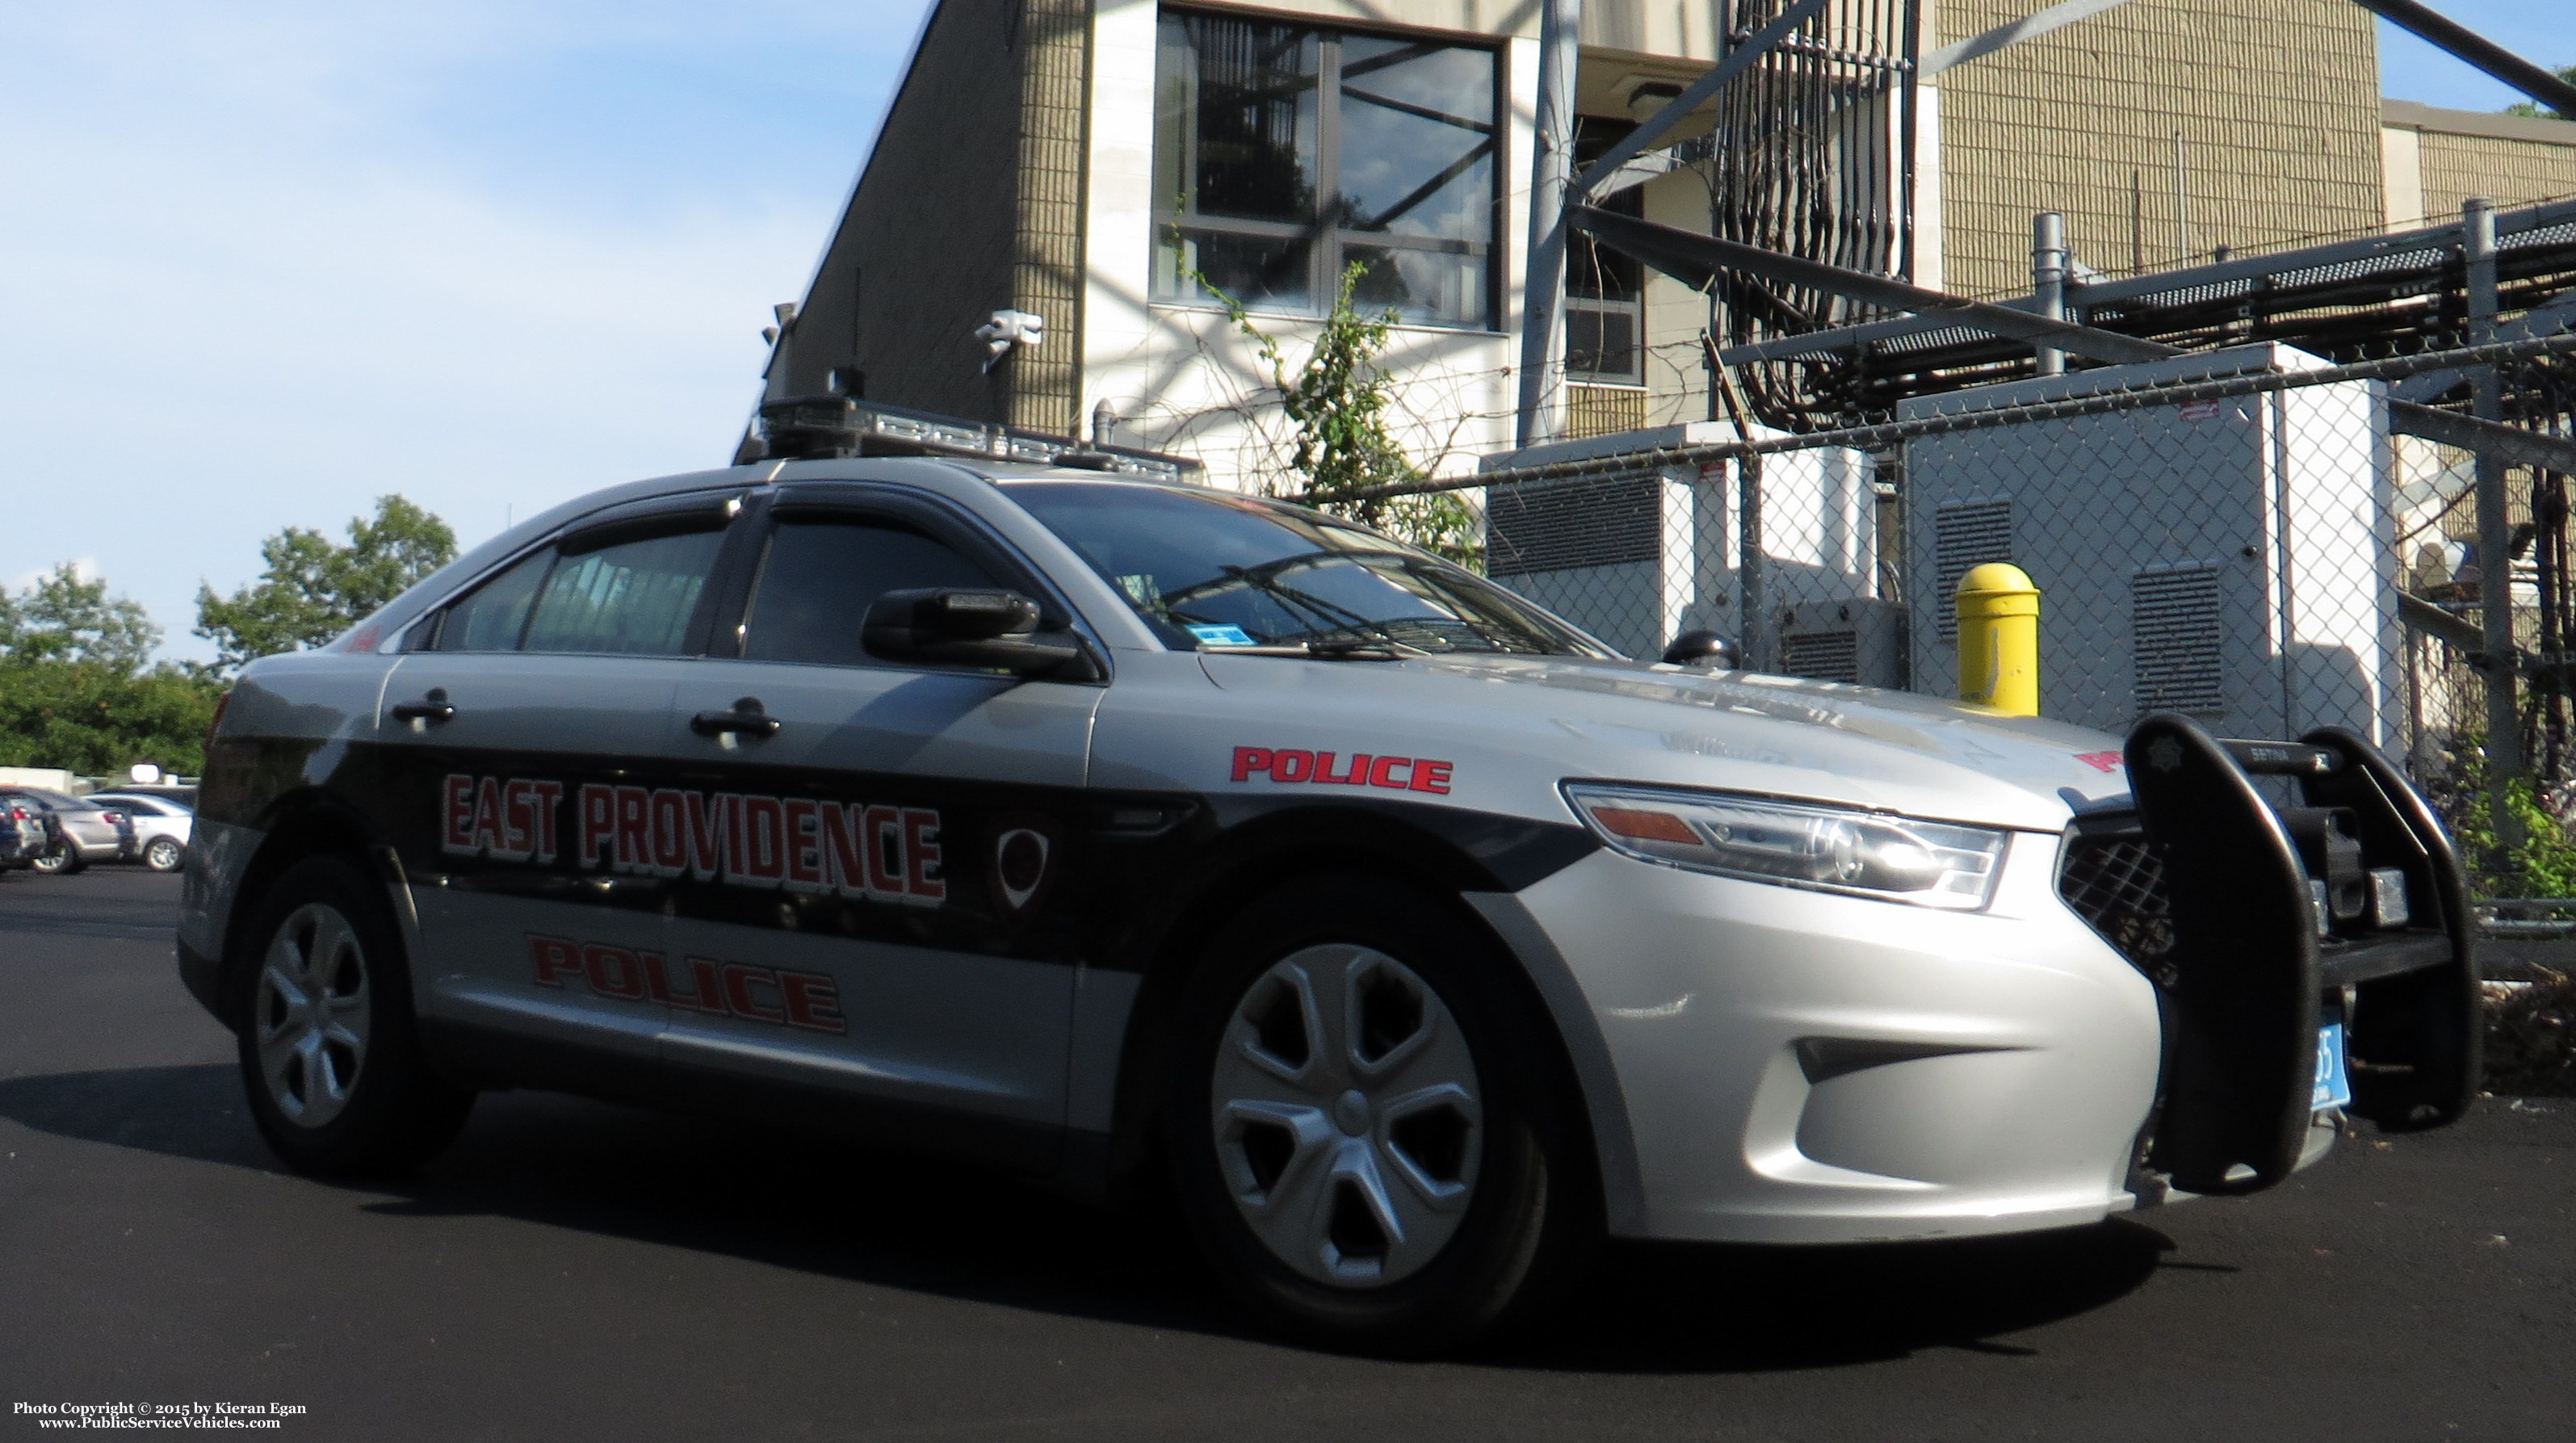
[1565,117,1644,384]
[1152,10,1499,330]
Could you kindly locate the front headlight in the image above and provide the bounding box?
[1562,782,2009,910]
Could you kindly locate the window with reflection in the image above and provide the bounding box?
[1566,117,1645,384]
[1152,11,1498,329]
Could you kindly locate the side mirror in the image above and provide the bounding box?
[862,588,1099,679]
[1661,629,1739,670]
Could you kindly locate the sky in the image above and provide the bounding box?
[0,2,2562,666]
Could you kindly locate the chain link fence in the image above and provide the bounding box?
[1356,333,2576,883]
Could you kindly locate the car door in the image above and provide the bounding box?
[371,488,749,1097]
[651,481,1105,1167]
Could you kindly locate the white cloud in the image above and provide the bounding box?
[0,0,923,661]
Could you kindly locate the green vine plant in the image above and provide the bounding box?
[2425,732,2576,897]
[1189,259,1484,570]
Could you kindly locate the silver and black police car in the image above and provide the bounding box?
[180,455,2478,1351]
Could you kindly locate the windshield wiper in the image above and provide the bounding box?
[1199,638,1415,661]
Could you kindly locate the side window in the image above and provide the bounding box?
[522,527,728,656]
[436,549,552,652]
[740,518,1001,667]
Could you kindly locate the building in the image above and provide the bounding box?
[2381,99,2576,228]
[765,0,2576,486]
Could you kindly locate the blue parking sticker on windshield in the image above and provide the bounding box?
[2314,1015,2352,1111]
[1187,623,1257,646]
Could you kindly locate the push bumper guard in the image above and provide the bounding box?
[2062,715,2478,1196]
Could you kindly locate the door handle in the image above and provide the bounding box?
[392,688,455,723]
[690,697,780,739]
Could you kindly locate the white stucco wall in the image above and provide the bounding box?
[1080,0,1534,491]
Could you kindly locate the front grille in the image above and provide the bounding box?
[2059,830,2178,984]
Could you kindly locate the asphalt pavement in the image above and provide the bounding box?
[2,868,2570,1441]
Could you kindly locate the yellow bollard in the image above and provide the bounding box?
[1956,562,2040,716]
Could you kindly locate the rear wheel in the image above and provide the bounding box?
[1165,875,1596,1354]
[29,843,82,875]
[230,854,473,1175]
[142,836,184,872]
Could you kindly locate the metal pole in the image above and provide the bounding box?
[1739,453,1767,672]
[1515,0,1580,447]
[2032,211,2067,377]
[2171,132,2189,266]
[2466,195,2525,858]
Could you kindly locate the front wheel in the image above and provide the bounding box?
[142,836,184,872]
[229,854,474,1175]
[1165,874,1597,1354]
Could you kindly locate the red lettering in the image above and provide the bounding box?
[1340,753,1373,784]
[784,799,824,889]
[820,803,867,898]
[904,809,945,902]
[677,956,728,1013]
[1370,756,1410,789]
[578,784,618,867]
[528,934,585,988]
[778,971,847,1033]
[1409,760,1454,795]
[614,786,652,872]
[725,794,748,878]
[1231,747,1273,782]
[1271,749,1315,782]
[650,789,689,875]
[528,781,564,862]
[582,944,648,999]
[720,963,787,1022]
[1311,753,1349,784]
[500,780,537,860]
[442,775,476,854]
[743,796,786,883]
[682,791,728,879]
[469,776,506,854]
[864,804,904,897]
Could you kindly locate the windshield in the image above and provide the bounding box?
[1005,480,1613,658]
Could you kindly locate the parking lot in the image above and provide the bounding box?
[2,867,2570,1441]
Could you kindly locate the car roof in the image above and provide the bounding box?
[342,456,1186,661]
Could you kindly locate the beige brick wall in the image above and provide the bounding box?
[792,0,1092,430]
[1930,0,2384,298]
[1009,0,1093,436]
[2419,130,2576,218]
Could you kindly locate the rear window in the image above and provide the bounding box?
[434,524,727,656]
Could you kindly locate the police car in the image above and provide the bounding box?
[180,455,2479,1352]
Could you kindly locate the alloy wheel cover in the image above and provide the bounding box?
[1209,945,1483,1288]
[254,903,373,1129]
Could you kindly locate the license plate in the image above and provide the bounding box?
[2314,1014,2353,1111]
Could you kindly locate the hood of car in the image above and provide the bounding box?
[1202,650,2136,833]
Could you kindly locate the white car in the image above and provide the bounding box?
[86,794,193,872]
[175,459,2477,1352]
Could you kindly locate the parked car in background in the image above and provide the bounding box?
[84,793,194,872]
[0,790,136,874]
[0,798,44,872]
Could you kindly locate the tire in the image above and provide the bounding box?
[229,854,474,1176]
[29,843,82,875]
[1164,873,1598,1354]
[142,836,184,872]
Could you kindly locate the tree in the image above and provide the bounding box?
[0,564,217,777]
[0,664,219,776]
[2503,65,2576,120]
[195,495,457,677]
[1206,262,1483,567]
[0,563,161,672]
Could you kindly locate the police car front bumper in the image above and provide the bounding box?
[1498,828,2163,1244]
